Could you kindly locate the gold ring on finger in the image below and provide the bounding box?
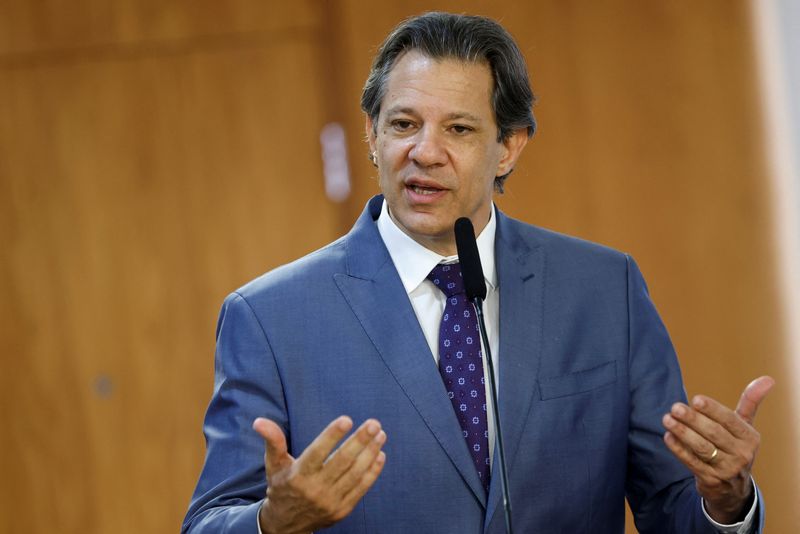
[706,447,719,464]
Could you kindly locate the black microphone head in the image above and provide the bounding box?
[454,217,487,301]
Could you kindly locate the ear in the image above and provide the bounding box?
[365,115,377,153]
[496,129,529,177]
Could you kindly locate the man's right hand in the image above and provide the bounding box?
[252,416,387,534]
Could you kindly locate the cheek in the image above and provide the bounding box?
[377,169,393,194]
[382,142,412,169]
[459,152,498,187]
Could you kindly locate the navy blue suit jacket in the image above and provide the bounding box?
[183,195,763,533]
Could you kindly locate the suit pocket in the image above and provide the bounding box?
[538,360,617,400]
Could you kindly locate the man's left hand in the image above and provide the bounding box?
[662,375,775,524]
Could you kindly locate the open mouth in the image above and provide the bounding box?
[409,185,443,195]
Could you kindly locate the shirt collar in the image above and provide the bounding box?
[376,199,498,295]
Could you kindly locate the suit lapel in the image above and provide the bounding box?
[484,211,544,530]
[334,196,488,506]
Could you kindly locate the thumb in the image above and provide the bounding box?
[735,376,775,425]
[253,418,293,477]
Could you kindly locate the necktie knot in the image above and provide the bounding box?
[427,263,465,297]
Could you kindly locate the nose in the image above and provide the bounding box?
[408,126,447,168]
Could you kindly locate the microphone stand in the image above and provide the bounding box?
[471,296,513,534]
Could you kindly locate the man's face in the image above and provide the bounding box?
[367,50,527,256]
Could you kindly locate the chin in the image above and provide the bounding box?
[401,213,449,233]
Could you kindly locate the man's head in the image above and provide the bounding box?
[362,12,534,255]
[362,12,536,193]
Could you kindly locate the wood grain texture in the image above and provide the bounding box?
[0,1,322,57]
[0,2,341,532]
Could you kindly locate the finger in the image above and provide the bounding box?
[330,428,387,492]
[662,410,723,460]
[337,451,387,518]
[666,403,736,454]
[296,416,354,473]
[663,430,717,481]
[253,418,293,477]
[323,419,383,482]
[735,376,775,425]
[684,395,751,443]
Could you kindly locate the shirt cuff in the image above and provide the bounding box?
[701,478,758,534]
[257,500,265,534]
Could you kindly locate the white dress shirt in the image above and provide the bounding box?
[377,199,500,467]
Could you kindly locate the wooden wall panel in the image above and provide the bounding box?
[337,0,796,531]
[0,1,321,55]
[0,2,342,533]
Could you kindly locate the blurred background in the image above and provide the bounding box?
[1,1,797,532]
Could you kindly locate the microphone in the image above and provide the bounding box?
[454,217,513,534]
[454,218,487,301]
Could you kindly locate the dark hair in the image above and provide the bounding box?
[361,12,536,191]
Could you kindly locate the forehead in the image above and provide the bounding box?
[381,50,495,119]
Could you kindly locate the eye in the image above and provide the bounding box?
[450,124,474,135]
[391,119,415,132]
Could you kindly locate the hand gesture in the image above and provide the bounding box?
[662,376,774,523]
[252,416,387,534]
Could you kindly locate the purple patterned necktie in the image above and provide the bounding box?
[428,262,490,492]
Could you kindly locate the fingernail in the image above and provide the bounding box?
[366,421,380,435]
[663,415,674,428]
[692,396,706,409]
[374,430,387,444]
[337,417,353,431]
[673,405,686,417]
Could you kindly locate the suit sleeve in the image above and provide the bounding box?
[623,256,764,534]
[182,292,287,534]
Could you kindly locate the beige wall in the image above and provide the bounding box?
[1,1,795,532]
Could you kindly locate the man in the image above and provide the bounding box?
[183,12,773,533]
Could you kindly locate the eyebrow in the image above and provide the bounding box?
[384,106,483,124]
